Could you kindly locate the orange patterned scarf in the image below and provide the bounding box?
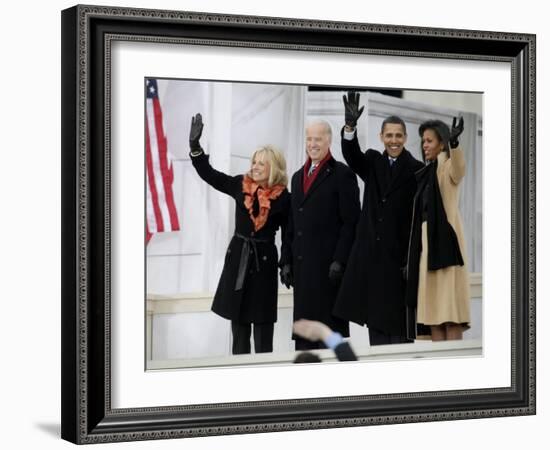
[242,175,285,231]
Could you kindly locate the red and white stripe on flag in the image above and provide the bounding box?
[145,79,180,244]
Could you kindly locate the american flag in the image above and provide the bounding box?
[145,79,180,244]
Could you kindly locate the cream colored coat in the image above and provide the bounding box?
[417,147,471,327]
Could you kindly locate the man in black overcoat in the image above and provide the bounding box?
[332,92,424,345]
[280,119,360,350]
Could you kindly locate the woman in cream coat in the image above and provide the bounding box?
[405,117,470,341]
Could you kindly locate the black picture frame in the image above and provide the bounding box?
[61,4,536,444]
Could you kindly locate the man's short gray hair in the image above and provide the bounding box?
[306,119,333,140]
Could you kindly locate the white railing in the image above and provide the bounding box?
[146,273,482,369]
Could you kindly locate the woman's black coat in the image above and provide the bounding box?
[191,153,290,324]
[332,131,424,337]
[280,157,360,337]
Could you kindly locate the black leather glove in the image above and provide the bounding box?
[343,91,365,128]
[328,261,344,286]
[189,113,204,154]
[449,116,464,149]
[280,264,293,289]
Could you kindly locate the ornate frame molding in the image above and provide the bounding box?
[61,5,535,444]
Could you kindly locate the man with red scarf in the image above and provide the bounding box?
[280,119,360,351]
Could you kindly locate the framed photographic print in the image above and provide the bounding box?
[61,4,535,444]
[144,78,484,370]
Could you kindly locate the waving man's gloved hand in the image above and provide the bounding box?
[343,91,364,129]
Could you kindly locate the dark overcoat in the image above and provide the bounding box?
[332,131,424,336]
[280,157,360,337]
[191,153,290,324]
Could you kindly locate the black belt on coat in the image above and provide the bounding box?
[234,232,273,291]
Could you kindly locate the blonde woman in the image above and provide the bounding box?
[405,117,470,341]
[188,113,290,354]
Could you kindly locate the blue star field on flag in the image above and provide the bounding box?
[146,78,158,99]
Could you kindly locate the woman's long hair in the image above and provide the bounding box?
[249,145,288,187]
